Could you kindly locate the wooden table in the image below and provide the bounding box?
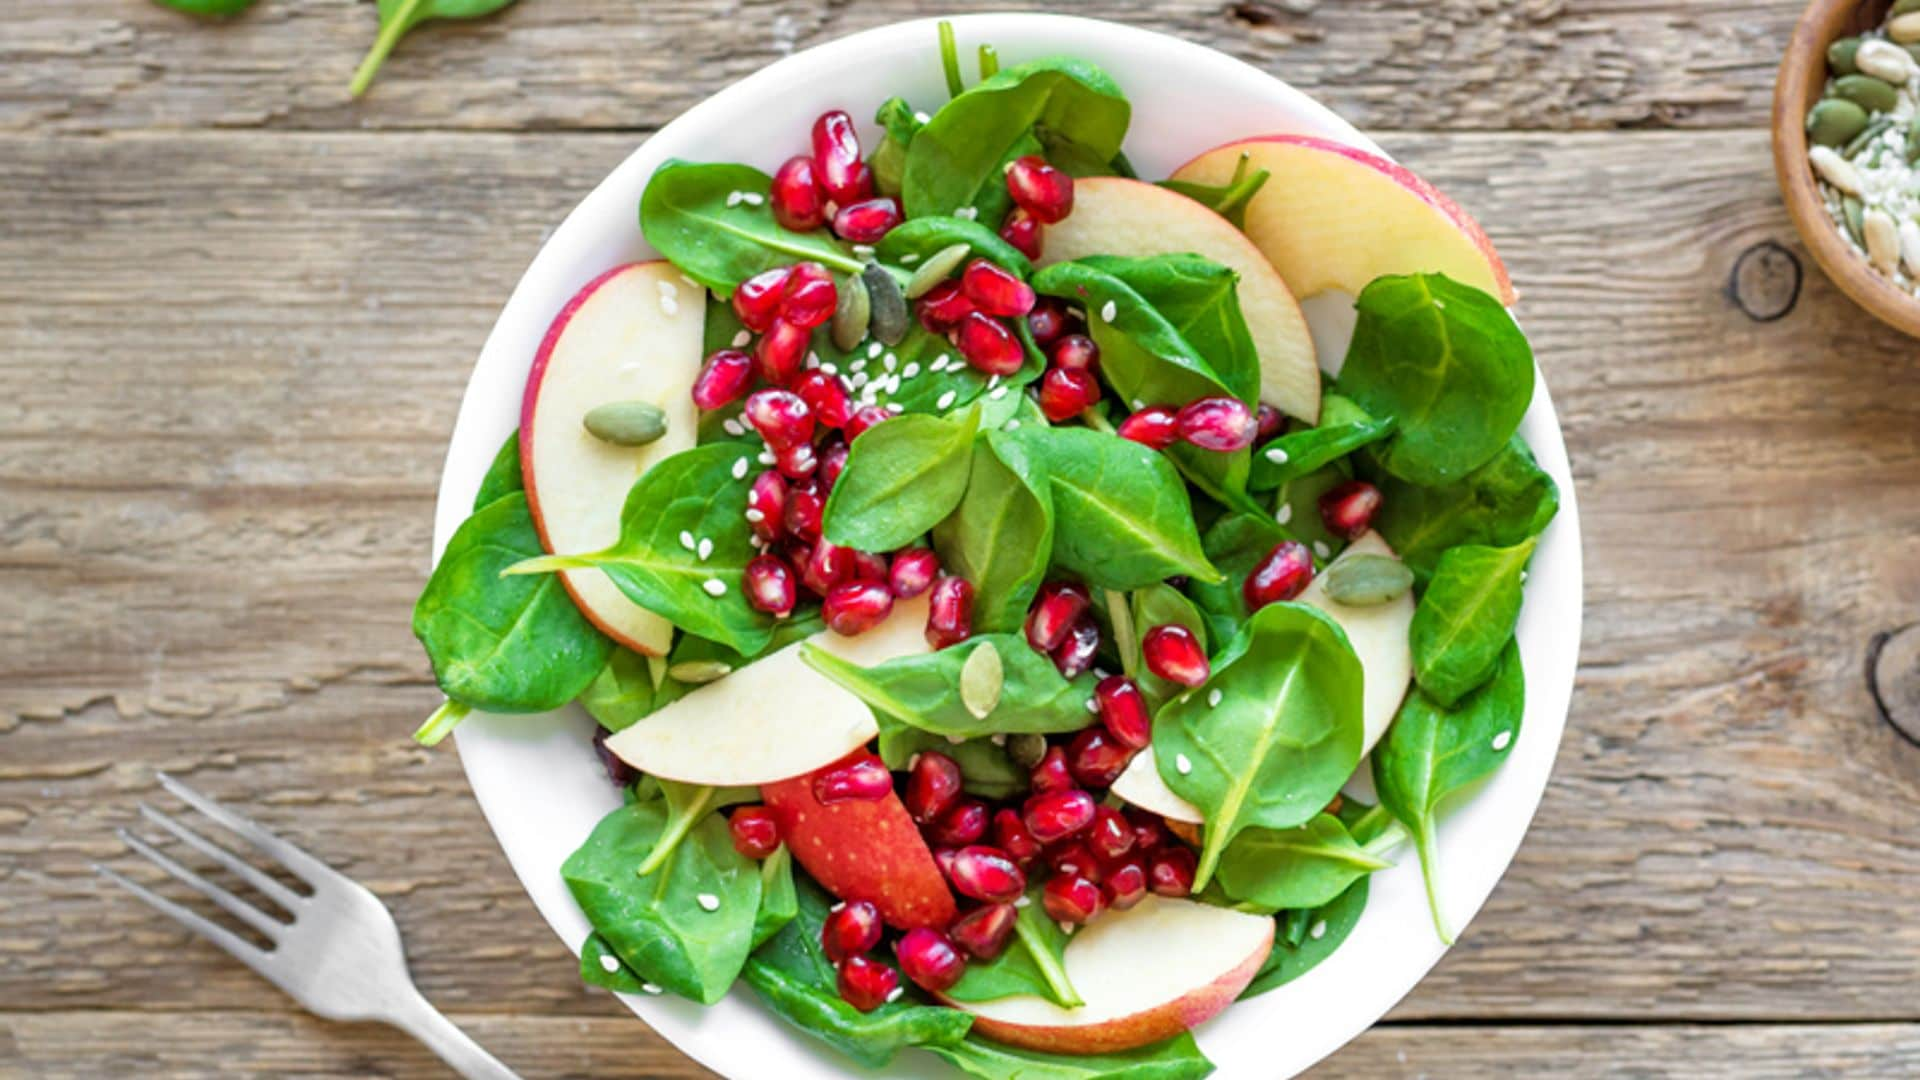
[6,2,1920,1076]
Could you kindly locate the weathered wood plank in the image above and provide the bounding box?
[0,0,1791,135]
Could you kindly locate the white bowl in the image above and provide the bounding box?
[431,14,1583,1079]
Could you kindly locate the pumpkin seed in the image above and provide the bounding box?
[1006,732,1047,769]
[863,263,910,346]
[1807,98,1869,147]
[1810,145,1866,195]
[1864,209,1903,274]
[1828,35,1863,75]
[904,243,972,299]
[1832,74,1899,113]
[1843,115,1895,158]
[1321,553,1415,607]
[1897,0,1920,16]
[666,659,732,684]
[1893,12,1920,44]
[959,640,1004,719]
[1899,219,1920,276]
[1843,195,1866,246]
[582,400,668,447]
[831,271,871,352]
[1908,114,1920,163]
[1855,39,1917,83]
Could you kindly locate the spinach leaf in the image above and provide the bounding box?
[1158,149,1271,229]
[903,58,1131,220]
[505,444,776,656]
[802,635,1095,739]
[1409,538,1536,706]
[877,717,1027,800]
[1183,511,1291,646]
[579,931,649,993]
[1154,602,1365,890]
[412,493,612,713]
[350,0,519,97]
[1018,427,1220,589]
[877,216,1033,280]
[932,430,1055,634]
[1128,584,1209,710]
[1214,813,1391,913]
[580,648,684,733]
[1367,435,1559,580]
[561,796,760,1004]
[1372,640,1524,943]
[870,96,925,198]
[823,405,980,551]
[927,1031,1215,1080]
[752,845,799,950]
[813,323,1038,421]
[1275,462,1353,561]
[1248,395,1396,492]
[944,883,1082,1007]
[1238,877,1369,1000]
[743,879,972,1068]
[640,160,864,294]
[1338,274,1533,486]
[473,431,525,509]
[153,0,261,16]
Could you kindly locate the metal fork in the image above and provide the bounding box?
[97,772,518,1080]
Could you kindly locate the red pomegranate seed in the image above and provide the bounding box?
[1067,726,1134,790]
[928,797,989,847]
[916,280,977,333]
[926,575,974,649]
[818,437,850,488]
[744,388,814,449]
[845,405,892,441]
[1023,788,1096,844]
[1142,625,1209,687]
[692,349,754,410]
[888,548,939,598]
[904,750,962,824]
[1245,540,1315,611]
[932,845,959,879]
[823,580,894,635]
[837,954,897,1012]
[784,479,825,544]
[1051,612,1100,679]
[754,318,812,385]
[592,725,638,787]
[792,369,853,431]
[1086,806,1135,863]
[746,470,787,542]
[1105,857,1148,911]
[1319,480,1383,541]
[1005,154,1075,224]
[1148,846,1197,897]
[999,205,1043,260]
[1176,396,1258,452]
[821,898,883,963]
[813,756,893,804]
[949,902,1018,961]
[833,197,903,244]
[780,262,839,330]
[1117,405,1179,450]
[727,805,782,859]
[1044,873,1105,925]
[1255,403,1287,444]
[1125,808,1168,854]
[774,439,819,481]
[1094,676,1152,750]
[850,549,890,585]
[992,808,1043,865]
[810,110,874,205]
[733,267,791,333]
[801,539,853,596]
[1038,367,1101,423]
[1025,582,1091,653]
[1026,298,1069,347]
[896,927,966,992]
[1047,841,1102,884]
[743,553,798,617]
[960,258,1036,318]
[771,155,828,232]
[947,845,1026,904]
[1051,334,1099,373]
[1028,746,1074,796]
[956,312,1025,376]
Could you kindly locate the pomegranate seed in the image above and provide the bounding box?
[591,724,638,787]
[743,553,798,617]
[929,797,989,847]
[904,751,963,824]
[1117,405,1179,450]
[1105,857,1149,910]
[916,280,976,333]
[813,757,892,804]
[1176,396,1258,452]
[926,576,975,648]
[1051,334,1099,373]
[1038,367,1101,423]
[732,267,791,333]
[833,197,903,244]
[849,549,889,585]
[1026,298,1069,347]
[754,318,812,385]
[810,110,874,205]
[946,845,1026,904]
[692,349,754,410]
[1043,873,1105,925]
[1320,480,1383,540]
[744,388,814,449]
[785,479,826,544]
[845,405,892,441]
[1028,747,1074,796]
[896,927,967,992]
[804,540,853,599]
[780,262,839,330]
[1094,676,1152,750]
[823,580,894,635]
[1023,788,1096,844]
[837,954,898,1012]
[774,439,819,481]
[1050,612,1100,679]
[792,369,853,430]
[931,846,959,879]
[1025,582,1091,653]
[1245,540,1315,611]
[992,808,1043,865]
[1048,841,1102,884]
[1125,808,1168,853]
[1148,846,1197,897]
[1142,625,1209,687]
[746,470,787,543]
[1255,403,1287,444]
[999,205,1043,260]
[960,258,1037,318]
[949,902,1018,961]
[1086,806,1135,863]
[888,548,939,598]
[1005,154,1075,224]
[771,155,828,232]
[956,312,1025,376]
[821,898,883,963]
[1067,727,1134,790]
[729,805,782,859]
[818,437,850,488]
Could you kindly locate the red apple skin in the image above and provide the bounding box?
[763,750,959,931]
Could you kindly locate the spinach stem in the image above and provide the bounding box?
[349,0,423,97]
[1414,818,1454,945]
[636,784,714,878]
[1081,408,1114,434]
[1105,589,1138,678]
[938,21,965,98]
[413,699,471,747]
[1358,818,1410,862]
[978,44,1000,80]
[1015,914,1083,1008]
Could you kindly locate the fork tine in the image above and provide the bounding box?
[154,771,334,885]
[116,827,285,939]
[95,864,281,987]
[139,802,305,912]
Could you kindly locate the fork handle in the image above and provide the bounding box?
[388,991,521,1080]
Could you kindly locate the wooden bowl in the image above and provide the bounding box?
[1772,0,1920,338]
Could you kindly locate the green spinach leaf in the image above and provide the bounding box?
[927,1031,1215,1080]
[932,430,1055,634]
[1248,396,1396,492]
[473,431,525,509]
[877,216,1034,280]
[752,845,799,950]
[1367,435,1559,581]
[580,648,684,733]
[877,717,1027,800]
[579,931,649,993]
[1128,584,1209,709]
[870,96,925,198]
[943,883,1082,1008]
[1238,877,1369,1000]
[1409,538,1535,706]
[640,160,865,294]
[823,405,980,551]
[1018,427,1220,589]
[1214,813,1390,913]
[1158,149,1271,229]
[802,635,1095,739]
[350,0,519,97]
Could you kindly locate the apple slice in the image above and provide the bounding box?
[1111,747,1202,825]
[1297,531,1414,754]
[521,261,704,655]
[603,594,930,786]
[1169,135,1516,307]
[763,749,958,931]
[1040,176,1320,423]
[942,895,1272,1053]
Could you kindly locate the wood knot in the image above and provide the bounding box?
[1868,622,1920,748]
[1727,241,1803,322]
[1226,0,1313,26]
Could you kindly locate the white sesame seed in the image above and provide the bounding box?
[1175,753,1193,775]
[1085,696,1101,714]
[725,190,747,207]
[1014,894,1031,908]
[806,351,821,369]
[1131,398,1145,410]
[987,374,1001,389]
[731,457,749,479]
[935,353,952,370]
[989,386,1008,400]
[642,982,663,994]
[822,362,838,375]
[902,362,921,379]
[758,449,776,465]
[1276,503,1294,525]
[1094,668,1112,680]
[744,508,765,523]
[850,371,870,390]
[868,342,884,359]
[883,353,898,371]
[851,358,869,373]
[679,530,696,550]
[1265,447,1290,465]
[697,538,713,561]
[886,986,904,1003]
[937,390,958,410]
[1005,419,1020,430]
[1309,920,1327,940]
[1313,540,1331,559]
[955,206,978,221]
[1059,920,1076,935]
[657,280,677,298]
[1492,730,1513,751]
[696,892,720,911]
[702,579,727,597]
[731,330,751,348]
[914,110,931,123]
[946,734,966,745]
[887,402,904,413]
[740,192,764,206]
[1207,688,1223,708]
[901,252,920,265]
[599,953,622,973]
[906,753,920,771]
[1100,300,1118,322]
[722,418,745,436]
[830,901,845,912]
[658,292,677,314]
[853,244,875,259]
[990,733,1006,745]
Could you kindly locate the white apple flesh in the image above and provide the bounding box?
[1297,530,1415,754]
[1111,746,1203,825]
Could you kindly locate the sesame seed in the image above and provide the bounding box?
[725,190,747,207]
[731,457,749,479]
[955,206,979,221]
[658,294,677,315]
[1492,730,1513,751]
[642,982,663,994]
[740,192,764,206]
[1265,447,1290,465]
[1175,753,1193,775]
[731,330,751,348]
[744,508,765,523]
[1276,503,1294,525]
[697,538,713,561]
[758,449,776,465]
[1005,419,1020,429]
[851,358,869,373]
[1208,688,1223,708]
[657,280,677,298]
[934,353,952,369]
[989,386,1008,399]
[990,733,1007,745]
[946,734,966,745]
[883,353,898,371]
[987,374,1001,389]
[722,418,745,436]
[1014,894,1031,908]
[937,390,958,410]
[806,351,821,369]
[1131,398,1145,410]
[1313,540,1331,559]
[822,362,839,375]
[696,892,720,911]
[599,953,621,973]
[1085,696,1101,714]
[1059,920,1075,935]
[914,110,931,123]
[703,579,727,597]
[868,342,884,359]
[853,244,875,259]
[678,530,696,550]
[901,252,921,265]
[906,754,920,771]
[902,362,921,379]
[1100,300,1118,322]
[887,402,904,413]
[886,986,904,1003]
[1309,920,1327,940]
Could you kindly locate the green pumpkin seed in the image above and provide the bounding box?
[1906,114,1920,164]
[1895,0,1920,16]
[1833,73,1900,113]
[959,640,1004,719]
[582,400,668,447]
[1828,35,1863,75]
[831,271,871,352]
[904,243,972,299]
[1903,42,1920,65]
[1321,553,1415,607]
[1808,98,1869,147]
[1844,115,1894,158]
[863,263,910,346]
[666,659,732,684]
[1843,195,1866,246]
[1006,732,1047,769]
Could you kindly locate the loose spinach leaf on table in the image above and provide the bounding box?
[1214,812,1391,913]
[1409,538,1536,706]
[803,635,1095,739]
[1238,876,1370,1000]
[752,845,799,950]
[1337,273,1533,486]
[932,430,1055,634]
[743,879,972,1068]
[1154,602,1365,890]
[153,0,261,16]
[943,883,1082,1007]
[579,931,649,993]
[927,1031,1215,1080]
[1158,149,1271,229]
[1017,427,1220,589]
[1128,583,1210,709]
[350,0,519,97]
[823,404,980,551]
[640,160,865,294]
[1372,640,1525,943]
[1248,395,1396,493]
[876,215,1034,280]
[1183,510,1291,646]
[877,716,1027,800]
[1366,435,1559,581]
[473,431,525,509]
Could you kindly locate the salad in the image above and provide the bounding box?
[411,22,1558,1079]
